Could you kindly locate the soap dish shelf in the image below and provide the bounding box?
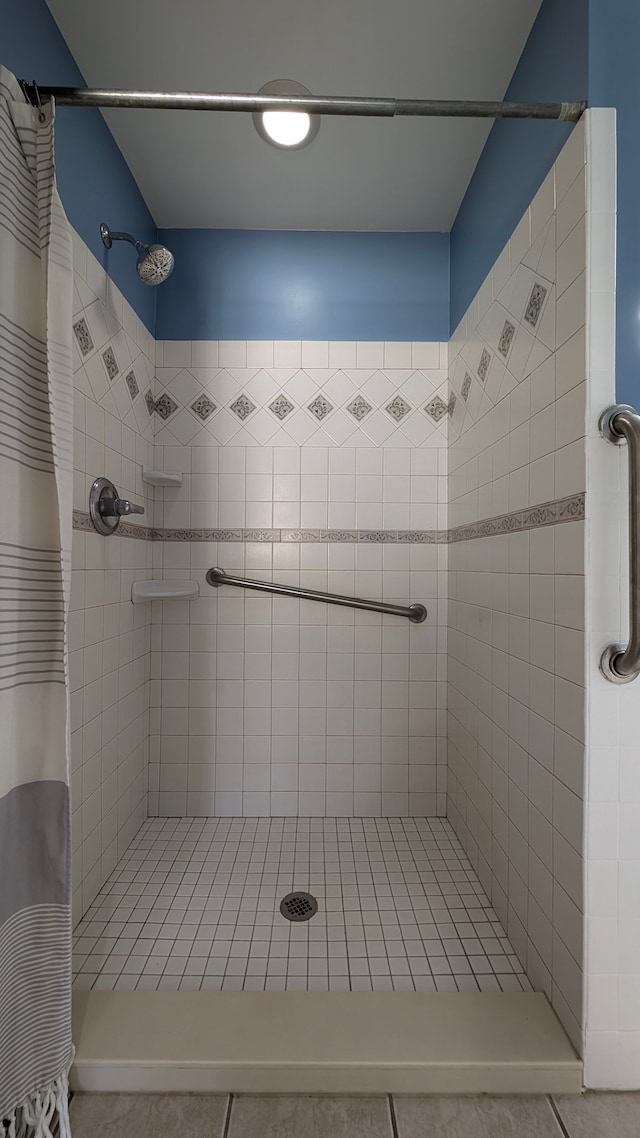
[131,580,199,604]
[142,469,183,487]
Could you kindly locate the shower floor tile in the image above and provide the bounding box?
[73,817,531,994]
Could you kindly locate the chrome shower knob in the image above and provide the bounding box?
[89,477,145,536]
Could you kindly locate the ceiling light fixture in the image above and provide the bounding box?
[253,79,320,150]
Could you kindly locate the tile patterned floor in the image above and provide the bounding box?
[69,1093,640,1138]
[73,816,532,993]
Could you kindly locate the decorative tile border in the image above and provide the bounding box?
[449,492,585,543]
[73,493,584,544]
[72,510,152,541]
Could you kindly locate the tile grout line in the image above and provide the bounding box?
[548,1095,573,1138]
[388,1093,400,1138]
[222,1093,234,1138]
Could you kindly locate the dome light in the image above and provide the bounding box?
[253,80,320,151]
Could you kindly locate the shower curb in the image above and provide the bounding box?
[71,990,582,1095]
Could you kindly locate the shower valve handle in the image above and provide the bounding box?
[89,476,145,536]
[99,497,145,517]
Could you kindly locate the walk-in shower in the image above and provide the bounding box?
[9,67,623,1095]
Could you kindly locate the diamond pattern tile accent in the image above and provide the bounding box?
[154,392,178,420]
[308,396,333,421]
[125,369,139,401]
[425,395,449,422]
[524,281,548,327]
[385,395,411,422]
[269,394,295,420]
[191,393,217,421]
[498,320,516,357]
[477,348,491,382]
[144,390,155,416]
[461,373,472,402]
[448,394,457,415]
[102,346,119,380]
[346,395,372,422]
[230,394,256,421]
[73,317,94,356]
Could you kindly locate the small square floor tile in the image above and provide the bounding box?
[73,818,528,994]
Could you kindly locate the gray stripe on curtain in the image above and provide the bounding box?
[0,545,66,685]
[0,758,72,1118]
[0,906,72,1118]
[0,782,69,931]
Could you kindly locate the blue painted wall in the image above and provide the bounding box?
[2,0,157,331]
[589,0,640,404]
[156,230,450,342]
[449,0,589,332]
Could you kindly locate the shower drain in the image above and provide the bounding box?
[279,891,318,922]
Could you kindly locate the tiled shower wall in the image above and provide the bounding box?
[69,228,155,921]
[446,122,587,1049]
[147,340,449,818]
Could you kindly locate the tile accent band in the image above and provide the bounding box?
[72,493,584,544]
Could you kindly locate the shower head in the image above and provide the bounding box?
[100,222,175,286]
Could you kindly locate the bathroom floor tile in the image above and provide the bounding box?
[73,816,529,993]
[393,1096,564,1137]
[227,1094,393,1138]
[69,1093,228,1138]
[552,1092,640,1137]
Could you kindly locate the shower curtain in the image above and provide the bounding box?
[0,68,74,1136]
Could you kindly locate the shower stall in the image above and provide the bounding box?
[17,76,627,1090]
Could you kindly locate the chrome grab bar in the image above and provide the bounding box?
[206,567,427,623]
[600,404,640,682]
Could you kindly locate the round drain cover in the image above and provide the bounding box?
[280,891,318,922]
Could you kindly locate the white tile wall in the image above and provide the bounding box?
[582,110,640,1089]
[147,346,449,819]
[70,228,155,921]
[446,121,588,1051]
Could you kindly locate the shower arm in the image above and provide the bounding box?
[100,223,147,253]
[19,84,586,122]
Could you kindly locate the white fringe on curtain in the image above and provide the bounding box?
[3,1073,72,1138]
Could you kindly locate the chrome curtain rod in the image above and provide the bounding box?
[19,84,586,121]
[206,567,428,623]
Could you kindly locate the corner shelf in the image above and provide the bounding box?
[131,580,199,604]
[142,469,183,487]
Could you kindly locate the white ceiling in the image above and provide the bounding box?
[45,0,542,230]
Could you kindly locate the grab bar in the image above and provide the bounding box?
[206,567,427,623]
[600,404,640,682]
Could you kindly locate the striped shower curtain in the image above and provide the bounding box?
[0,68,74,1136]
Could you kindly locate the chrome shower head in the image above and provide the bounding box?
[100,222,175,286]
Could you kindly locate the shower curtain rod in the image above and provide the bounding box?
[19,84,586,121]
